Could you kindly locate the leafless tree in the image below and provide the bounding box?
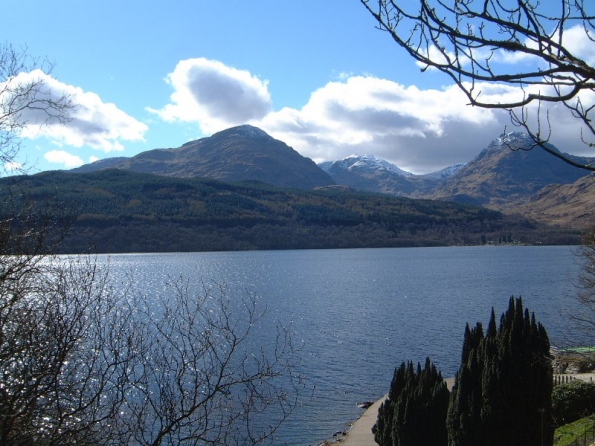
[0,42,72,173]
[0,44,301,445]
[360,0,595,170]
[0,257,300,445]
[0,45,90,445]
[124,279,300,446]
[0,257,139,445]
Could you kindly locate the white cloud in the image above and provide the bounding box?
[152,59,592,174]
[415,45,457,70]
[557,24,595,67]
[260,76,507,173]
[44,150,84,168]
[3,70,147,152]
[149,58,515,172]
[148,58,272,134]
[4,161,22,171]
[492,24,595,67]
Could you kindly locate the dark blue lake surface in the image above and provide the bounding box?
[96,246,583,445]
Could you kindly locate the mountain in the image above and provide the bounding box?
[319,154,463,196]
[428,132,595,210]
[319,154,413,177]
[506,173,595,228]
[72,127,594,228]
[73,125,334,189]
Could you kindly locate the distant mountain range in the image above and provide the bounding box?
[319,154,464,197]
[72,125,595,228]
[318,133,595,227]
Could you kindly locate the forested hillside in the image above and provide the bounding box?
[5,169,579,253]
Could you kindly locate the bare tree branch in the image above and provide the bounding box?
[0,43,302,445]
[125,278,302,446]
[361,0,595,171]
[0,42,72,174]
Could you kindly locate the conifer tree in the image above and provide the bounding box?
[374,358,449,446]
[446,323,485,446]
[447,297,553,446]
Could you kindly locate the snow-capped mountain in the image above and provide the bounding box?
[320,154,413,177]
[318,131,595,207]
[429,132,595,207]
[486,132,535,153]
[319,154,464,196]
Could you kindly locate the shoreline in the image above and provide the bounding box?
[329,374,595,445]
[337,395,386,446]
[314,395,386,446]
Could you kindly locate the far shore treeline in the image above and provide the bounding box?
[2,169,580,253]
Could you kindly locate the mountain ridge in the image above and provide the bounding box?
[319,154,465,197]
[429,132,594,209]
[73,125,334,189]
[72,126,595,228]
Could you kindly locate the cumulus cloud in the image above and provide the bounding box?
[259,76,508,173]
[152,59,592,174]
[148,58,272,134]
[4,70,147,152]
[418,22,595,69]
[490,24,595,67]
[265,75,595,172]
[558,24,595,67]
[44,150,84,168]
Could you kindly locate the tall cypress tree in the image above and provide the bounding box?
[447,297,553,446]
[447,322,485,446]
[374,358,449,446]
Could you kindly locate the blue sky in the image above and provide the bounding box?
[4,1,594,174]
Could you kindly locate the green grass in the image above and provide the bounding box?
[556,347,595,354]
[555,415,595,445]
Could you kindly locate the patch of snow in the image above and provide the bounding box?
[326,154,413,177]
[422,163,466,180]
[486,132,534,153]
[232,124,270,139]
[318,161,333,173]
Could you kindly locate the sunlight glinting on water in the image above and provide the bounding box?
[70,246,582,445]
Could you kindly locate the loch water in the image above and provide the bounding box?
[95,246,583,445]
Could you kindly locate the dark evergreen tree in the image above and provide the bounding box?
[447,297,553,446]
[374,358,449,446]
[374,362,407,446]
[447,322,485,446]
